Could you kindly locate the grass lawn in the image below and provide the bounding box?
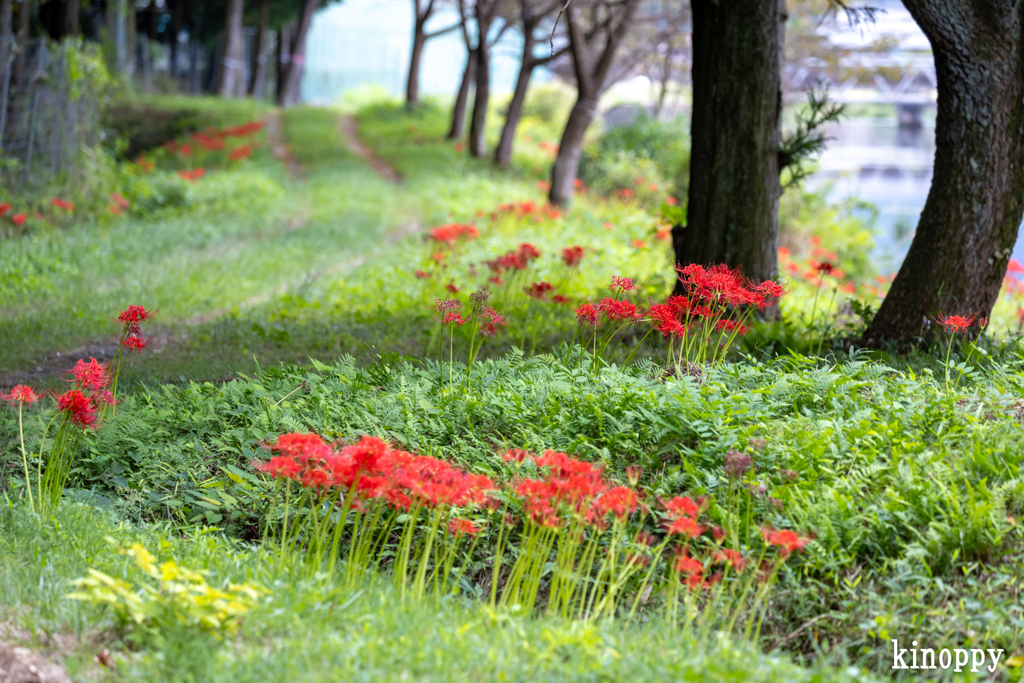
[1,96,1023,682]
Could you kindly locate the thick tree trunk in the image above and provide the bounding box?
[64,0,79,37]
[406,16,426,106]
[675,0,784,287]
[468,14,491,158]
[864,1,1024,344]
[549,97,597,205]
[448,47,475,139]
[494,36,535,168]
[218,0,245,97]
[249,0,270,96]
[277,0,317,106]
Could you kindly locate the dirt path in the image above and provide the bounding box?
[338,114,402,184]
[267,109,303,180]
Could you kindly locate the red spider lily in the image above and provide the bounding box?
[665,516,704,538]
[118,305,154,323]
[178,143,192,156]
[666,196,678,206]
[656,228,671,242]
[526,281,554,300]
[1,385,41,405]
[177,168,205,182]
[593,486,639,521]
[610,276,638,294]
[635,530,656,547]
[444,311,466,326]
[11,213,26,226]
[517,243,541,261]
[815,261,835,276]
[427,223,479,245]
[551,294,571,305]
[0,202,9,216]
[501,449,531,463]
[715,319,749,336]
[663,495,700,519]
[434,299,461,314]
[414,270,431,279]
[574,304,600,327]
[267,432,333,463]
[70,358,110,392]
[430,252,446,264]
[674,550,704,589]
[51,198,74,211]
[935,313,976,333]
[598,298,641,322]
[221,121,265,137]
[632,240,647,249]
[479,307,506,337]
[449,518,478,536]
[537,181,551,192]
[56,389,98,430]
[603,222,614,231]
[562,246,584,267]
[192,132,226,151]
[488,276,503,286]
[228,144,253,161]
[625,465,642,486]
[711,526,726,542]
[777,246,790,258]
[124,335,148,352]
[445,282,460,294]
[618,188,634,199]
[111,193,130,209]
[715,549,747,572]
[761,527,812,558]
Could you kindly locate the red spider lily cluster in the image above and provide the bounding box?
[485,243,541,281]
[562,246,584,267]
[426,223,479,246]
[490,200,561,222]
[252,433,814,618]
[228,144,255,162]
[108,192,131,215]
[51,198,74,212]
[177,168,206,183]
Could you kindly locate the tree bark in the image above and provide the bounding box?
[549,97,597,203]
[64,0,79,37]
[249,0,270,96]
[406,6,427,106]
[0,0,12,83]
[673,0,785,287]
[547,0,640,206]
[13,0,28,89]
[494,29,535,168]
[448,46,475,139]
[170,0,183,80]
[468,8,492,158]
[218,0,245,97]
[864,0,1024,344]
[276,0,317,106]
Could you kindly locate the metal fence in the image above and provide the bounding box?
[0,38,103,189]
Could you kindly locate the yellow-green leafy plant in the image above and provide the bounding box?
[67,540,267,639]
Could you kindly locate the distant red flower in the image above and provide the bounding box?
[228,144,252,161]
[761,527,811,558]
[443,312,466,326]
[501,449,531,463]
[1,385,41,405]
[479,307,506,337]
[0,202,9,216]
[574,303,600,327]
[526,281,554,300]
[666,196,678,206]
[56,389,98,429]
[517,243,541,262]
[178,143,192,156]
[562,246,584,267]
[51,198,74,212]
[445,282,460,294]
[656,228,671,242]
[603,222,614,231]
[70,358,110,392]
[454,142,465,152]
[663,495,700,519]
[551,294,571,305]
[488,276,503,285]
[118,305,154,323]
[11,213,26,226]
[632,240,647,249]
[815,261,835,275]
[537,180,551,192]
[665,515,704,538]
[674,550,704,589]
[448,518,477,536]
[935,313,976,333]
[427,223,479,246]
[715,549,747,572]
[111,192,130,209]
[414,270,431,279]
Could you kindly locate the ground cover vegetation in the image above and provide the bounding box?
[2,97,1024,681]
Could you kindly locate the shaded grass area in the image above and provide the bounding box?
[0,504,866,682]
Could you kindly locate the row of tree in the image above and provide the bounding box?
[425,0,1024,344]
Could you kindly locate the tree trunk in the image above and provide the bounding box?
[13,0,28,89]
[277,0,317,106]
[468,13,491,158]
[170,0,183,80]
[0,0,12,81]
[276,22,292,103]
[864,1,1024,344]
[494,35,535,168]
[448,47,475,139]
[673,0,784,288]
[218,0,245,97]
[64,0,79,37]
[549,97,597,205]
[249,0,270,96]
[406,14,426,106]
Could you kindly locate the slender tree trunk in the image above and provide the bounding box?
[13,0,28,89]
[249,0,269,96]
[64,0,79,37]
[864,1,1024,344]
[653,44,673,120]
[277,0,317,106]
[170,0,183,79]
[468,13,491,158]
[494,34,535,168]
[406,15,426,106]
[127,1,136,74]
[218,0,245,97]
[549,97,597,205]
[0,0,12,80]
[276,21,292,104]
[673,0,784,287]
[448,46,475,139]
